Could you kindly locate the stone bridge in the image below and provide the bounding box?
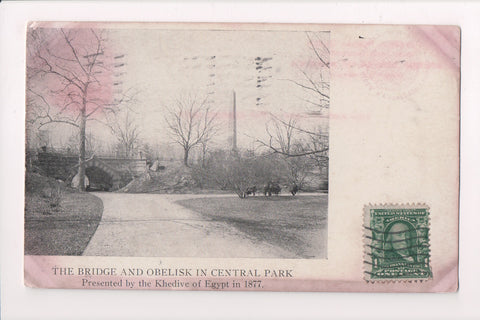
[34,151,147,190]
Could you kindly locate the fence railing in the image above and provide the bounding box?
[27,147,146,160]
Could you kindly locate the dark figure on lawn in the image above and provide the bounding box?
[263,183,271,196]
[245,186,257,196]
[289,183,299,196]
[271,182,281,196]
[264,181,281,196]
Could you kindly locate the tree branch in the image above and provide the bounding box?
[306,32,330,69]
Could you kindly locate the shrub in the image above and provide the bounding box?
[47,186,64,209]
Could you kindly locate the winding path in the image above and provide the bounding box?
[83,193,290,257]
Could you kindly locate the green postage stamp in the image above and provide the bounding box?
[364,204,432,281]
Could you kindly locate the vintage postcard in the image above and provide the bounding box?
[24,22,459,292]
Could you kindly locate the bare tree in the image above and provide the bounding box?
[27,27,118,190]
[256,31,329,161]
[305,127,329,177]
[255,115,316,187]
[164,95,218,166]
[265,116,297,155]
[64,132,105,157]
[284,32,330,114]
[199,119,219,167]
[106,109,141,158]
[256,114,328,158]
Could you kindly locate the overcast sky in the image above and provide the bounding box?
[41,27,330,154]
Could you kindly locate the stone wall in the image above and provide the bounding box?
[33,151,147,188]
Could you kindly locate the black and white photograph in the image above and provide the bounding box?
[25,23,330,259]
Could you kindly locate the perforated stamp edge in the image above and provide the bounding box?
[363,203,432,283]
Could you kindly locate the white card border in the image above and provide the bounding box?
[1,1,479,319]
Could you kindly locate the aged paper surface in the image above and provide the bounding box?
[24,22,459,292]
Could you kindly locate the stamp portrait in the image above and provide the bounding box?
[364,204,432,281]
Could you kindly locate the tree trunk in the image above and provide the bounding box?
[78,109,87,191]
[325,159,329,180]
[183,148,189,167]
[201,142,207,168]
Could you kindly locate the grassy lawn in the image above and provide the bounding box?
[176,195,328,258]
[24,173,104,255]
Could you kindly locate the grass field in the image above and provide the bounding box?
[176,194,328,259]
[24,173,104,255]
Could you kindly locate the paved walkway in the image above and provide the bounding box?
[83,193,290,257]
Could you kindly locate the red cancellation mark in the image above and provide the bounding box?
[361,38,429,100]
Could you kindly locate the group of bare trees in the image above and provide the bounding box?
[251,31,330,190]
[26,28,328,194]
[263,32,329,152]
[165,31,329,177]
[190,149,287,197]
